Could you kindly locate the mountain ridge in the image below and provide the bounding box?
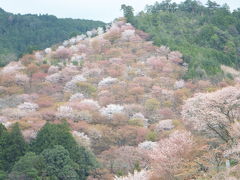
[0,7,105,66]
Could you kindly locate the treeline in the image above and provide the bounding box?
[122,0,240,79]
[0,122,98,179]
[0,8,105,66]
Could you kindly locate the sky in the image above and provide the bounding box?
[0,0,239,23]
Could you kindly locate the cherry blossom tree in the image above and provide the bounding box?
[146,56,166,71]
[168,51,183,64]
[17,102,39,112]
[114,169,151,180]
[53,47,72,60]
[148,131,194,179]
[121,30,136,41]
[100,104,124,119]
[100,146,149,175]
[98,77,118,87]
[72,131,91,148]
[182,86,240,143]
[103,25,121,44]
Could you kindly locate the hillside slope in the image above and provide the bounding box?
[0,20,239,179]
[126,0,240,79]
[0,8,104,66]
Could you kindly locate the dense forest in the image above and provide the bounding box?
[0,8,104,66]
[0,122,98,179]
[122,0,240,79]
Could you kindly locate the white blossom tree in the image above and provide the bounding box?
[182,86,240,143]
[114,169,151,180]
[100,104,124,118]
[149,131,193,178]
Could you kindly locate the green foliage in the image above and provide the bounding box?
[145,98,160,111]
[0,170,7,180]
[41,145,79,179]
[72,60,79,66]
[146,131,158,141]
[0,123,28,172]
[0,8,105,66]
[0,122,98,179]
[76,82,97,96]
[30,122,76,154]
[128,118,144,127]
[9,152,44,179]
[132,0,240,79]
[70,146,99,179]
[31,122,98,179]
[121,4,135,24]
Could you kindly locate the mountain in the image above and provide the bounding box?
[0,19,239,179]
[122,0,240,79]
[0,8,105,66]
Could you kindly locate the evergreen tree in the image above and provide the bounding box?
[0,123,28,172]
[30,122,98,179]
[121,4,135,24]
[9,152,44,180]
[31,122,76,154]
[41,145,79,180]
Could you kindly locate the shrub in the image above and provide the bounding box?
[145,98,160,111]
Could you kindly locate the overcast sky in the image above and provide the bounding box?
[0,0,239,22]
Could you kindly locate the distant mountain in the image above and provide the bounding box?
[0,8,105,66]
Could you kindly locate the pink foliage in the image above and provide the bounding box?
[135,29,151,41]
[104,25,121,43]
[98,96,115,106]
[157,108,174,120]
[32,72,47,82]
[133,77,153,88]
[53,47,72,59]
[151,86,162,97]
[182,86,240,142]
[168,51,183,64]
[148,131,193,178]
[146,56,166,70]
[100,146,149,174]
[162,63,174,73]
[70,99,100,111]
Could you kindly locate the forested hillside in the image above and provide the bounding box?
[0,8,104,66]
[0,20,239,179]
[0,1,240,179]
[122,0,240,79]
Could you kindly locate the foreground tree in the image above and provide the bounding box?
[148,131,193,179]
[30,122,76,154]
[0,123,28,172]
[30,122,98,179]
[41,145,79,179]
[9,152,44,180]
[182,86,240,144]
[121,4,135,24]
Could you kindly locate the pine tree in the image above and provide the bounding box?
[0,123,28,172]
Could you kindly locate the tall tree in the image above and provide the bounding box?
[41,145,79,180]
[0,123,28,171]
[9,152,44,180]
[30,122,98,179]
[121,4,135,24]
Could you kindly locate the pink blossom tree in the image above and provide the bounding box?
[182,86,240,143]
[100,146,149,175]
[146,56,166,71]
[148,131,194,179]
